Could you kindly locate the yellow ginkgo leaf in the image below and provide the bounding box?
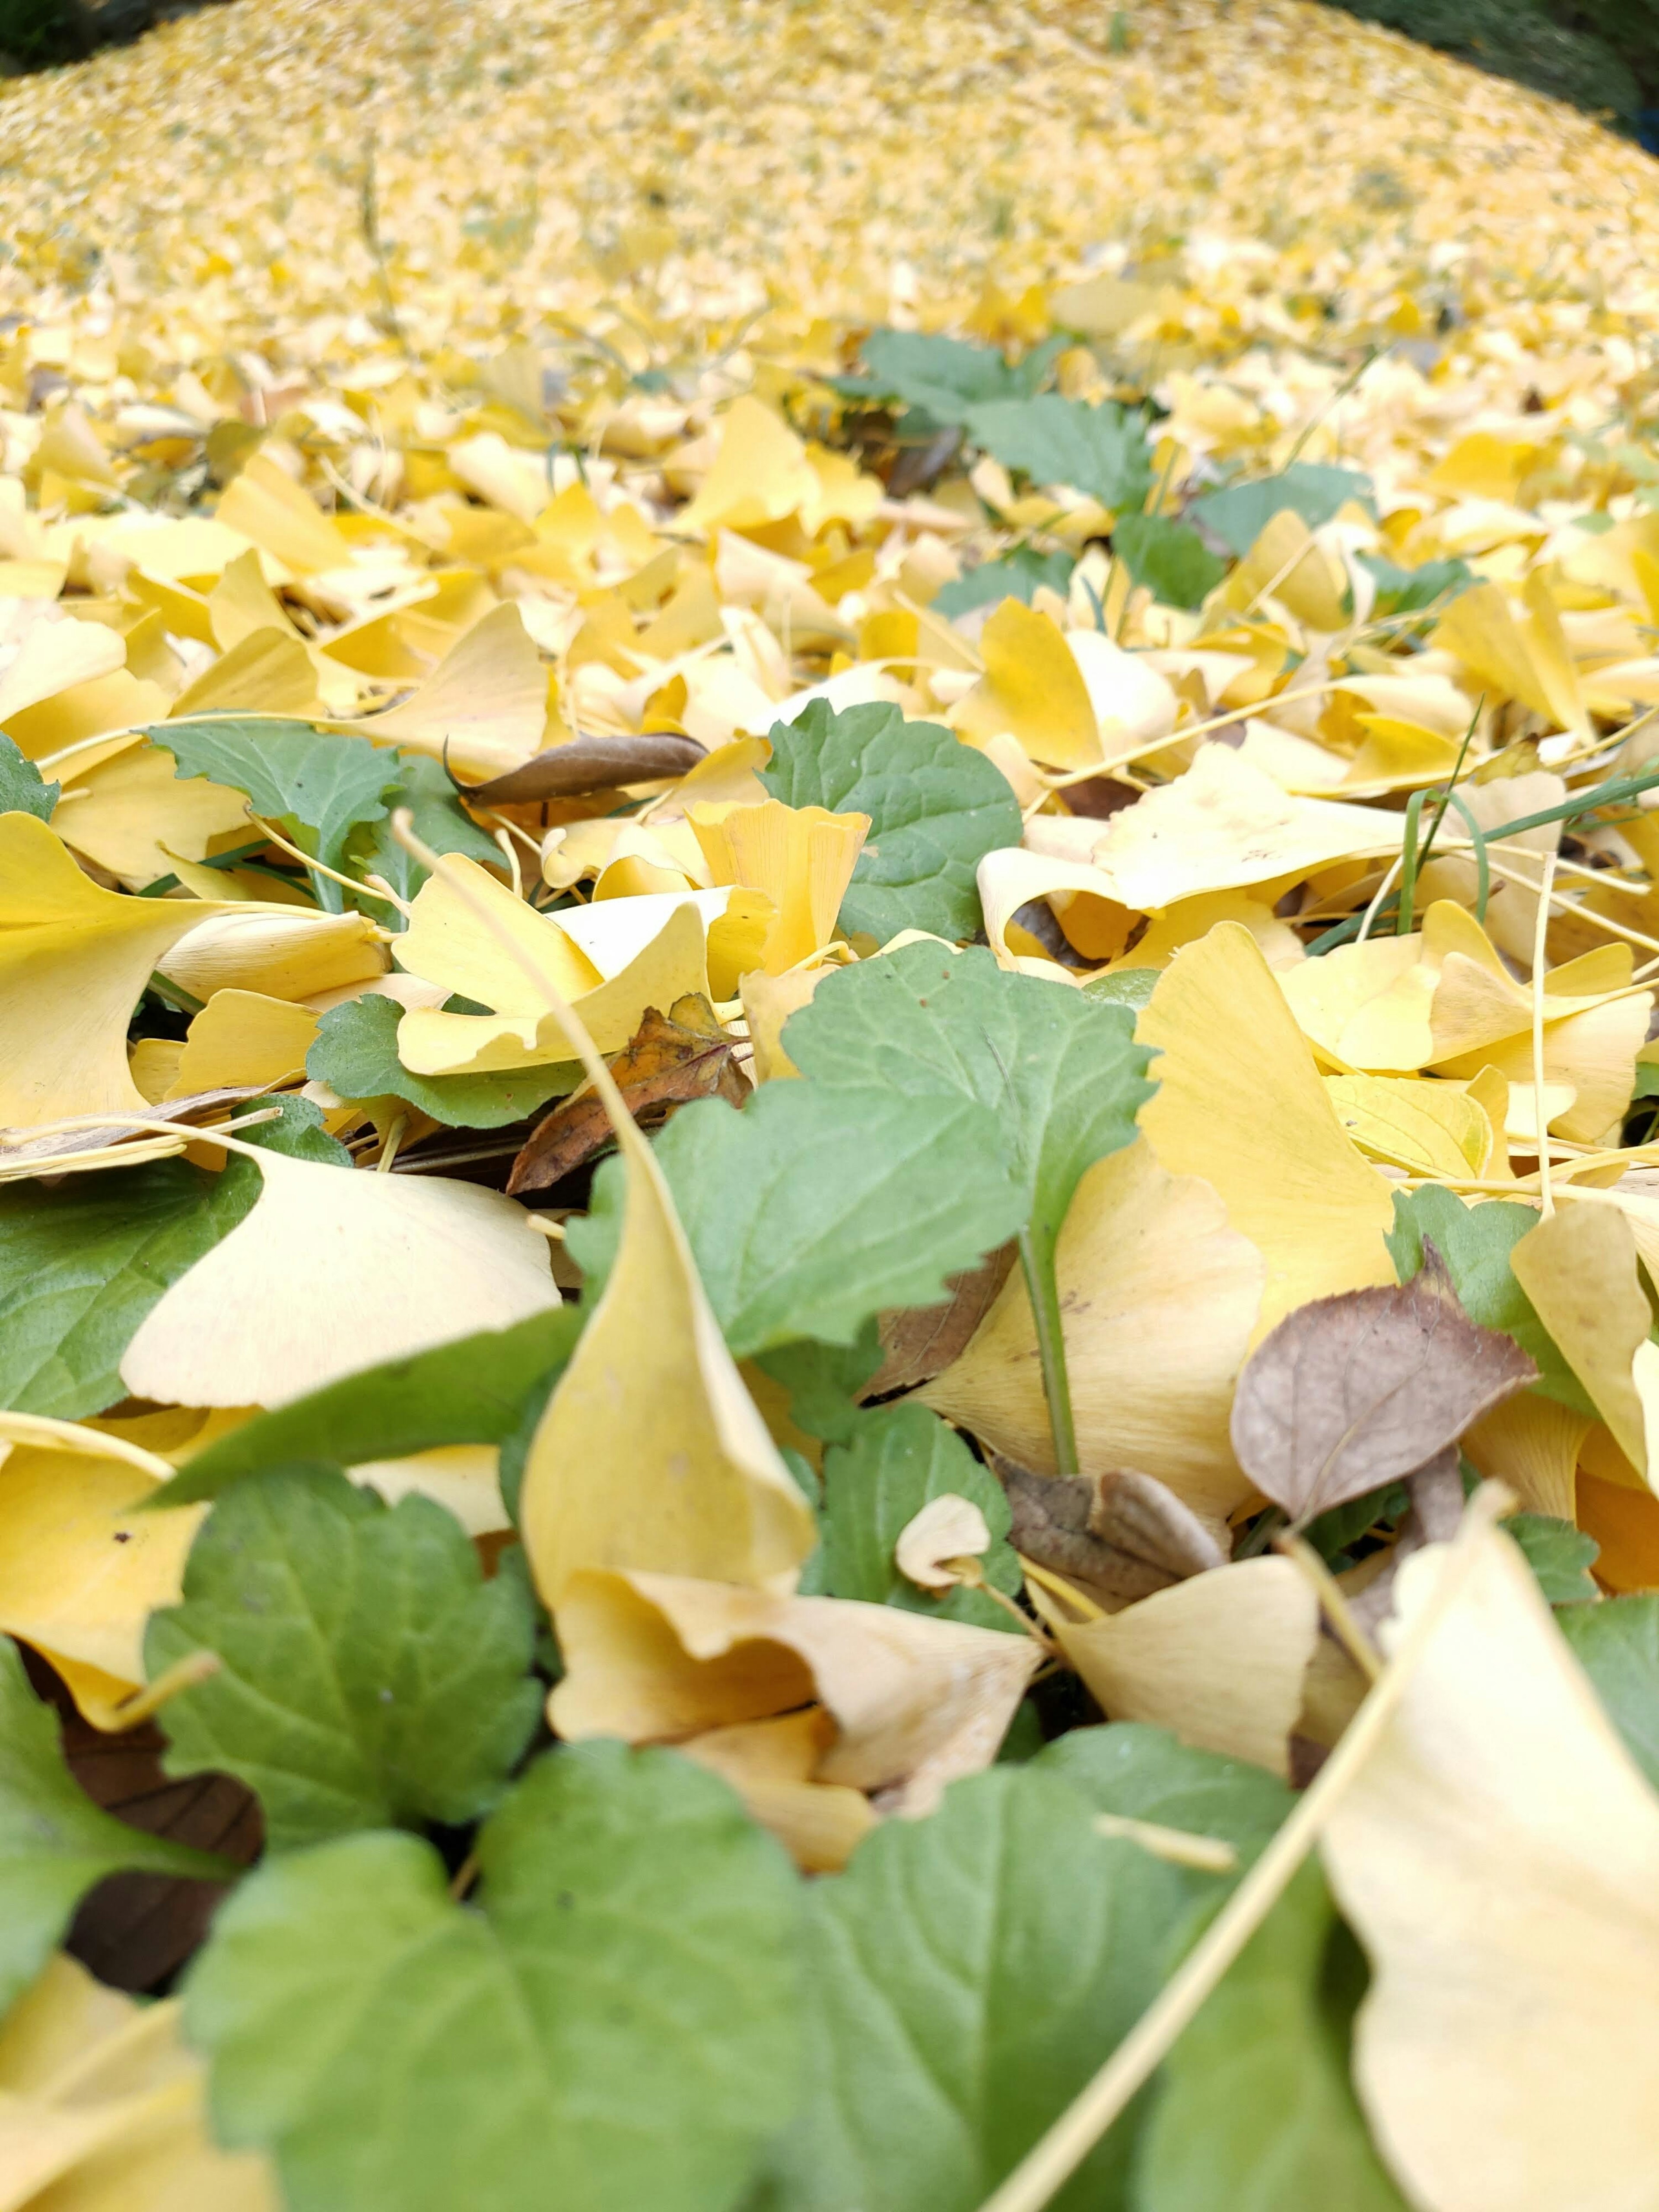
[975,847,1134,975]
[689,798,868,974]
[1123,887,1304,972]
[1045,1557,1320,1780]
[1322,1526,1659,2212]
[0,617,124,729]
[0,1412,200,1723]
[1462,1393,1591,1522]
[547,1568,1040,1816]
[1092,744,1405,912]
[351,604,547,779]
[395,876,726,1074]
[167,626,319,719]
[156,905,387,1003]
[950,599,1100,770]
[1323,1072,1493,1176]
[1511,1203,1654,1482]
[162,989,318,1097]
[0,815,235,1127]
[1434,578,1575,730]
[1137,922,1397,1330]
[677,1708,876,1874]
[1433,990,1649,1143]
[213,450,353,577]
[0,1955,277,2212]
[518,1103,816,1600]
[120,1141,562,1409]
[924,1140,1264,1525]
[48,735,249,889]
[676,396,819,536]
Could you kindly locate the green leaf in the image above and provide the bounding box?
[343,750,503,920]
[933,547,1075,620]
[233,1090,353,1166]
[146,1465,542,1851]
[818,1400,1023,1631]
[1135,1862,1407,2212]
[851,330,1059,428]
[963,395,1154,512]
[186,1742,802,2212]
[0,1157,257,1418]
[761,700,1022,942]
[1558,1595,1659,1787]
[752,1324,885,1449]
[308,993,579,1128]
[785,939,1154,1298]
[651,1081,1027,1357]
[1033,1721,1293,1869]
[756,1764,1189,2212]
[1303,1481,1408,1569]
[1505,1512,1601,1605]
[1386,1186,1595,1417]
[1110,514,1227,610]
[0,731,57,822]
[1191,463,1375,557]
[165,1306,582,1505]
[0,1637,233,2014]
[161,717,400,912]
[1356,551,1474,620]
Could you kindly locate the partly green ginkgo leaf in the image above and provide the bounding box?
[933,547,1075,620]
[762,701,1022,943]
[0,1157,257,1418]
[785,939,1154,1303]
[162,717,400,909]
[1386,1187,1595,1417]
[186,1741,802,2212]
[1135,1862,1408,2212]
[1191,463,1375,556]
[1109,514,1227,610]
[756,1764,1189,2212]
[818,1399,1022,1631]
[146,1465,542,1850]
[1558,1595,1659,1788]
[308,993,578,1128]
[963,394,1154,512]
[165,1305,583,1505]
[0,731,57,822]
[648,1080,1027,1357]
[0,1636,233,2013]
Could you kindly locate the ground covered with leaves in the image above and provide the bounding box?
[6,1,1659,2208]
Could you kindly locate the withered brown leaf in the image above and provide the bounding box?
[863,1243,1018,1398]
[506,994,746,1195]
[998,1460,1223,1607]
[457,732,706,805]
[1230,1246,1537,1526]
[22,1650,261,1994]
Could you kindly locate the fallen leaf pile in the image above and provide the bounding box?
[6,0,1659,2205]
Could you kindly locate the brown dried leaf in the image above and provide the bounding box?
[1230,1246,1538,1526]
[1090,1469,1229,1579]
[1000,1462,1181,1607]
[506,995,746,1195]
[458,733,707,805]
[23,1652,262,1995]
[864,1243,1018,1398]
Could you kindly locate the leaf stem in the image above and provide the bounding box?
[1017,1227,1079,1478]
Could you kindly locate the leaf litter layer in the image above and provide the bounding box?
[5,0,1659,2206]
